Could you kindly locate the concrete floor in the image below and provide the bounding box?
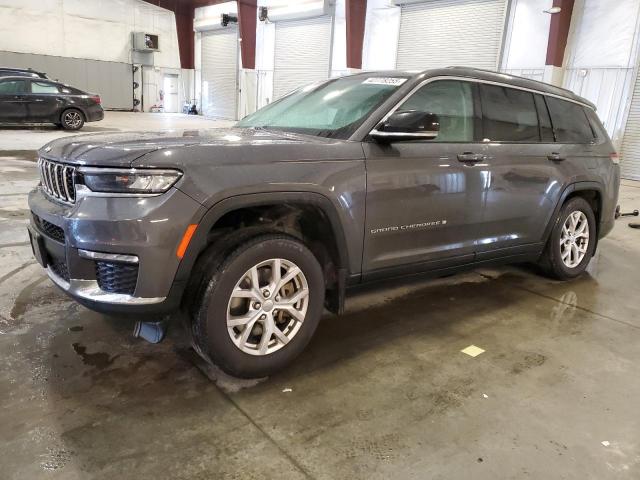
[1,113,640,479]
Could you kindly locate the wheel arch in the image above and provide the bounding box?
[543,181,604,248]
[176,191,352,314]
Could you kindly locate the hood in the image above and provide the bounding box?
[38,127,333,167]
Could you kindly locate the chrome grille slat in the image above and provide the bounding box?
[62,166,71,199]
[53,164,61,197]
[38,158,76,204]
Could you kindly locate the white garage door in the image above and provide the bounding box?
[273,16,333,100]
[621,73,640,180]
[201,26,238,119]
[396,0,508,71]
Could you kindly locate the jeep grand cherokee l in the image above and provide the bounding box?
[27,67,620,377]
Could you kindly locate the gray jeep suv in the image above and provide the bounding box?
[28,67,620,377]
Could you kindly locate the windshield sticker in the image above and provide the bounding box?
[363,77,407,86]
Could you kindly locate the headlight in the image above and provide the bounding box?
[78,168,182,194]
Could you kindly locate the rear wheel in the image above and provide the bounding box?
[60,109,84,130]
[539,197,596,279]
[191,234,325,378]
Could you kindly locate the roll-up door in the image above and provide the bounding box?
[201,26,238,119]
[621,73,640,180]
[396,0,508,71]
[273,15,333,100]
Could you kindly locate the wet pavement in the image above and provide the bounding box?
[1,124,640,478]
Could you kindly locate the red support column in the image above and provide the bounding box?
[237,0,257,69]
[545,0,575,68]
[175,5,196,69]
[346,0,367,69]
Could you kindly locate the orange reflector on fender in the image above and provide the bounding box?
[176,224,198,259]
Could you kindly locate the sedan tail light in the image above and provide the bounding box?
[91,95,101,105]
[610,152,620,164]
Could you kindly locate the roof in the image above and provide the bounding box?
[0,67,46,77]
[349,66,596,110]
[441,67,595,109]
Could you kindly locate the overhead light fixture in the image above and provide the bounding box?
[543,6,562,14]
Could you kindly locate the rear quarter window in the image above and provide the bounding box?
[545,97,595,143]
[479,84,540,142]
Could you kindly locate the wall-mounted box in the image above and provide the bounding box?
[133,32,160,52]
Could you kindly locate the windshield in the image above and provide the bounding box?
[236,75,409,139]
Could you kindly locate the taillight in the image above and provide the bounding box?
[91,95,101,105]
[610,152,620,164]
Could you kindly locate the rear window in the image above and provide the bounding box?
[31,81,59,94]
[480,84,539,142]
[545,97,595,143]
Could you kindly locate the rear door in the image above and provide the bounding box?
[474,84,564,259]
[27,80,64,122]
[362,79,488,278]
[0,79,29,121]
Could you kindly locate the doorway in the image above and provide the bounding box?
[163,74,179,113]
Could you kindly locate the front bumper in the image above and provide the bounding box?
[28,185,204,315]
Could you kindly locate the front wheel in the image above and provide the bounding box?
[539,197,596,280]
[191,234,325,378]
[60,109,84,130]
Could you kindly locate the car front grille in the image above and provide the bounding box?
[38,157,76,204]
[95,261,138,295]
[33,214,65,243]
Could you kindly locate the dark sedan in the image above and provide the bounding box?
[0,76,103,130]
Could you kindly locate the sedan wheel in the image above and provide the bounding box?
[61,110,84,130]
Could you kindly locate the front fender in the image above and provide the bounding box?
[169,191,362,306]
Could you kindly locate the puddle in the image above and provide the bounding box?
[71,343,119,369]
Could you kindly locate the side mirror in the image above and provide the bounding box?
[370,110,440,142]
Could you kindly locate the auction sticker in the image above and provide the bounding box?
[363,77,407,86]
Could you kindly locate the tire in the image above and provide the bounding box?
[191,234,325,378]
[539,197,597,280]
[60,108,84,130]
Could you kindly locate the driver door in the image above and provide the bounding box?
[0,78,29,122]
[362,79,487,278]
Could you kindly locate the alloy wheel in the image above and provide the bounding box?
[64,111,82,129]
[226,258,309,356]
[560,210,589,268]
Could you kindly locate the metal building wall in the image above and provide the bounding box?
[0,51,133,110]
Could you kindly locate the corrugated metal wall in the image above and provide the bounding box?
[621,72,640,180]
[273,16,333,100]
[200,27,239,120]
[396,0,508,71]
[0,51,132,110]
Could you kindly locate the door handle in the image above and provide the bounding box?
[547,152,565,162]
[457,152,485,163]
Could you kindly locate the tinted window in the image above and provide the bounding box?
[480,85,539,142]
[0,79,27,94]
[534,94,555,142]
[546,97,594,143]
[31,81,59,94]
[399,80,476,142]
